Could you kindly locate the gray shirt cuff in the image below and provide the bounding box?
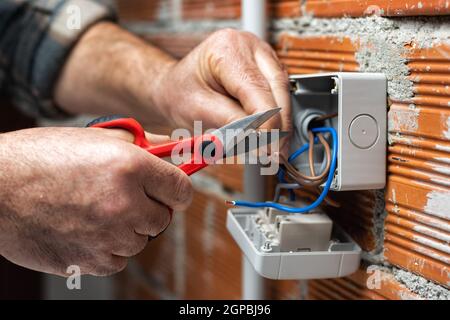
[11,0,116,119]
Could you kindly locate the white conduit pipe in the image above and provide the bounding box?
[241,0,268,300]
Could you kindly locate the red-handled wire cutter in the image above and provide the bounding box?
[86,108,285,238]
[87,108,284,176]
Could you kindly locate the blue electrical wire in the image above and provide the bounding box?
[228,127,338,213]
[277,136,320,201]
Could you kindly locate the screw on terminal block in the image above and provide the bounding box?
[331,77,339,94]
[260,241,273,253]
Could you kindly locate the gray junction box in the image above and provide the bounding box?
[227,73,387,280]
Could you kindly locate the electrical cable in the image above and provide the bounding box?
[276,137,319,201]
[308,131,316,175]
[228,127,338,213]
[276,138,317,201]
[280,133,331,185]
[277,112,336,200]
[313,114,336,177]
[273,183,301,203]
[293,186,341,208]
[308,132,329,178]
[314,112,338,122]
[281,157,325,186]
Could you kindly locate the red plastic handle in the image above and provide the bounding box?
[89,117,151,149]
[146,138,195,158]
[88,117,222,176]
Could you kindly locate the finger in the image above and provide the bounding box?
[133,195,172,237]
[89,255,128,276]
[189,91,248,129]
[111,230,148,257]
[213,48,280,128]
[145,133,171,144]
[138,154,194,211]
[254,46,292,133]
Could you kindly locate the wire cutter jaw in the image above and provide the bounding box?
[209,108,284,159]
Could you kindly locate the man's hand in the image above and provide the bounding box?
[154,29,292,131]
[55,24,291,134]
[0,127,193,276]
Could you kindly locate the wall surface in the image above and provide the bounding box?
[114,0,450,300]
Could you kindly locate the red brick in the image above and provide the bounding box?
[305,0,450,17]
[308,266,420,300]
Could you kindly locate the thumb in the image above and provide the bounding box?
[145,132,172,144]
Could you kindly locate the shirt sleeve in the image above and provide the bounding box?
[0,0,116,119]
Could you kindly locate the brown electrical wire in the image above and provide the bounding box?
[308,131,316,176]
[308,133,333,182]
[308,133,331,181]
[279,155,321,186]
[279,133,331,186]
[314,112,338,122]
[275,112,339,207]
[293,186,341,208]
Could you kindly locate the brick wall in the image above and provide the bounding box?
[114,0,449,300]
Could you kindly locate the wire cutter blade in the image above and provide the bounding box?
[210,108,283,157]
[212,107,282,135]
[223,130,289,159]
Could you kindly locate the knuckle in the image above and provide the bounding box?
[121,236,147,257]
[235,71,271,100]
[135,236,148,254]
[113,153,141,178]
[212,28,240,42]
[210,28,259,46]
[116,259,129,273]
[149,208,171,237]
[169,171,193,209]
[241,68,271,89]
[103,142,129,161]
[100,144,143,180]
[99,193,133,220]
[91,257,128,276]
[160,209,171,229]
[271,71,290,90]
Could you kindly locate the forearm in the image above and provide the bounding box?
[55,22,177,126]
[0,0,115,118]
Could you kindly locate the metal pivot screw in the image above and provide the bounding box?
[331,77,339,94]
[260,241,272,253]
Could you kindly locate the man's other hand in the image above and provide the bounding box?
[155,29,292,132]
[0,127,193,276]
[55,24,291,134]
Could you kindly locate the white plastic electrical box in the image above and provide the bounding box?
[226,72,384,280]
[226,206,361,280]
[290,72,387,191]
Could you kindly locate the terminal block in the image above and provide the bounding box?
[226,203,361,280]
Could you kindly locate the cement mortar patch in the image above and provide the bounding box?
[272,16,450,101]
[372,190,388,257]
[369,265,450,300]
[393,267,450,300]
